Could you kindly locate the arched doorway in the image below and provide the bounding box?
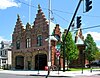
[15,56,24,69]
[35,54,47,70]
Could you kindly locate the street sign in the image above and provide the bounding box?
[48,62,51,66]
[56,52,60,57]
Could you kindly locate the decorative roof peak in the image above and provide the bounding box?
[37,4,42,13]
[38,4,41,10]
[17,14,21,21]
[75,28,84,44]
[26,22,31,30]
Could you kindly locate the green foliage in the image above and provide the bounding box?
[84,34,99,62]
[61,31,79,61]
[95,51,100,60]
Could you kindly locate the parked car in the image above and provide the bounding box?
[86,60,100,68]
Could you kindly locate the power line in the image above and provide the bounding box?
[16,0,100,18]
[17,0,37,8]
[82,25,100,30]
[52,12,69,22]
[16,0,47,10]
[16,0,100,33]
[52,9,73,15]
[72,25,100,32]
[17,0,69,23]
[16,0,100,32]
[50,11,57,23]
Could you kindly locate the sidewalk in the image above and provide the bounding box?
[0,69,100,77]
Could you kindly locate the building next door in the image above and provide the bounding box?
[15,56,24,69]
[35,54,47,70]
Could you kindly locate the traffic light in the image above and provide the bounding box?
[86,0,92,12]
[77,16,81,28]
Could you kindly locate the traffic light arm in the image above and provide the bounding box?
[63,0,82,41]
[62,0,83,72]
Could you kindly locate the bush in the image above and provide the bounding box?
[2,64,11,70]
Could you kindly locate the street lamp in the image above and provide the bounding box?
[90,64,92,73]
[81,51,83,74]
[80,45,85,74]
[37,49,39,74]
[56,50,60,74]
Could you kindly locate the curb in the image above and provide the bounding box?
[29,74,71,77]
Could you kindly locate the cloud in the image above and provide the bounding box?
[0,36,11,48]
[97,45,100,49]
[84,31,100,48]
[0,0,20,9]
[84,31,100,41]
[0,36,9,42]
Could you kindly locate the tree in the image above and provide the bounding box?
[95,51,100,60]
[61,30,78,70]
[84,34,98,64]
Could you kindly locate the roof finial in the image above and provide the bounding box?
[38,4,41,10]
[17,14,20,21]
[17,14,20,18]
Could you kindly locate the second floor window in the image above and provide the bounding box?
[0,51,2,56]
[16,40,20,49]
[4,50,7,56]
[37,35,42,46]
[26,38,31,48]
[2,59,6,64]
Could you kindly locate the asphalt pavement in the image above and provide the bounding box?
[0,69,100,77]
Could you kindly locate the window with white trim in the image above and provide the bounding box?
[26,38,31,48]
[37,35,42,46]
[16,40,20,49]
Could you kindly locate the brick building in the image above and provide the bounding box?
[69,28,86,68]
[12,5,86,70]
[12,5,61,70]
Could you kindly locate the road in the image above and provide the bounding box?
[0,73,100,78]
[0,73,44,78]
[73,75,100,78]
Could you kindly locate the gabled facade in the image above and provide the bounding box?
[12,5,61,70]
[12,5,86,70]
[69,28,86,68]
[0,41,12,69]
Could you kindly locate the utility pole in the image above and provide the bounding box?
[47,0,51,76]
[29,0,31,23]
[63,0,83,72]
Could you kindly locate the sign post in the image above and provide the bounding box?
[56,50,60,74]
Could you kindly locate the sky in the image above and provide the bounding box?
[0,0,100,48]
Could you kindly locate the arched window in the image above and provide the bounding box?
[26,38,31,48]
[16,40,20,49]
[37,35,42,46]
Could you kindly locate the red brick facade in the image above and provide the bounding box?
[12,5,86,70]
[12,6,61,70]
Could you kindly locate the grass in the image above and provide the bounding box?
[64,68,100,71]
[69,68,89,71]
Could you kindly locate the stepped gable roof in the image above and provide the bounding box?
[72,28,84,44]
[13,14,24,33]
[13,5,64,41]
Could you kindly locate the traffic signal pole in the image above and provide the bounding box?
[63,0,83,72]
